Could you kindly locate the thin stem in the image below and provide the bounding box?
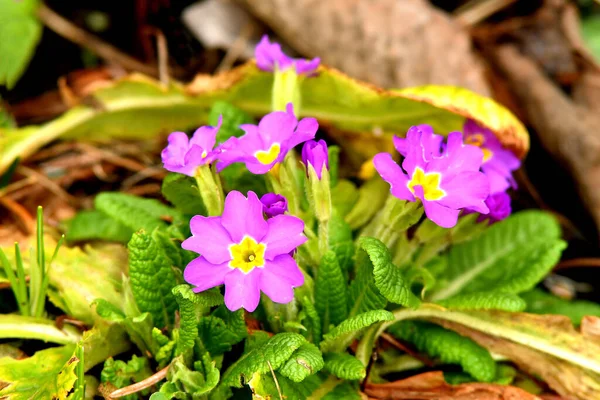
[14,244,29,316]
[0,315,81,344]
[194,165,224,216]
[110,366,168,398]
[0,247,26,315]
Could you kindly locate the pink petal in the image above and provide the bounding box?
[224,269,261,312]
[373,153,413,201]
[221,191,268,243]
[184,257,230,292]
[414,186,460,228]
[264,254,304,287]
[262,215,307,259]
[286,117,318,149]
[258,109,297,145]
[182,216,233,264]
[438,171,490,214]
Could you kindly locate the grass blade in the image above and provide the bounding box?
[0,247,26,315]
[14,244,29,316]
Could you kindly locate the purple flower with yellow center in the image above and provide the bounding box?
[255,35,320,75]
[463,120,520,194]
[374,126,490,228]
[182,190,306,312]
[161,116,222,176]
[301,139,329,179]
[260,193,288,218]
[216,103,318,174]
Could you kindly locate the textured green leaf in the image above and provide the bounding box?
[300,296,322,344]
[347,252,387,317]
[66,210,133,243]
[166,353,219,397]
[208,100,254,143]
[328,211,355,272]
[161,173,205,215]
[0,345,78,400]
[331,180,359,217]
[96,192,180,232]
[0,0,42,89]
[320,310,393,353]
[315,251,349,331]
[322,381,361,400]
[278,343,324,383]
[323,353,366,381]
[360,237,420,308]
[220,332,307,388]
[522,289,600,325]
[436,292,527,312]
[197,307,247,355]
[101,355,152,400]
[128,230,179,328]
[388,320,496,382]
[219,162,268,195]
[431,211,566,301]
[248,372,323,400]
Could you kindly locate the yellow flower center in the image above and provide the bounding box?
[255,143,281,165]
[228,236,266,273]
[407,167,446,201]
[201,150,208,159]
[464,133,493,162]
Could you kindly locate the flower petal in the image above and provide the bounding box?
[184,257,230,292]
[221,191,268,243]
[438,171,490,214]
[224,269,261,312]
[373,153,414,201]
[182,216,233,264]
[189,117,221,151]
[286,117,318,149]
[420,197,461,229]
[263,215,307,259]
[258,109,297,145]
[260,255,304,304]
[294,57,320,75]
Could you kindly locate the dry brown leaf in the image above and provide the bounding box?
[237,0,490,95]
[364,371,540,400]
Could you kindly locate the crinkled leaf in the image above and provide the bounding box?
[322,381,361,400]
[220,332,306,388]
[299,296,322,344]
[347,252,387,318]
[248,372,323,400]
[161,173,206,215]
[320,310,393,353]
[96,192,181,232]
[0,345,78,400]
[128,230,179,328]
[166,353,219,397]
[278,343,324,383]
[388,320,496,382]
[431,211,566,301]
[197,307,247,356]
[101,355,152,400]
[323,352,366,381]
[328,211,355,273]
[360,237,420,308]
[315,251,349,331]
[436,292,526,312]
[66,210,133,243]
[522,288,600,326]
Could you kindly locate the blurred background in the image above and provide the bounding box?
[2,0,600,299]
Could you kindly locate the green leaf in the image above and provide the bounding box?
[328,211,355,273]
[436,292,527,312]
[220,332,306,388]
[96,192,181,232]
[0,0,42,89]
[0,345,79,400]
[0,62,528,177]
[582,15,600,62]
[161,173,206,215]
[197,306,247,355]
[299,296,322,344]
[345,177,389,230]
[315,251,349,331]
[128,230,179,328]
[431,211,566,301]
[167,353,219,397]
[248,372,323,400]
[328,145,340,188]
[100,355,152,400]
[80,320,131,372]
[522,288,600,325]
[359,237,420,308]
[322,381,361,400]
[66,210,133,243]
[219,162,268,195]
[347,252,387,317]
[320,310,393,353]
[208,100,254,143]
[278,343,324,383]
[388,320,497,382]
[323,353,366,380]
[331,180,359,217]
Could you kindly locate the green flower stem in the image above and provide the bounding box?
[0,314,82,344]
[305,166,332,258]
[306,375,341,400]
[360,195,423,248]
[194,164,224,216]
[272,68,301,112]
[270,153,303,217]
[373,354,425,376]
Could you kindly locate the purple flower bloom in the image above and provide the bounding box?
[261,193,288,218]
[374,126,490,228]
[463,120,520,194]
[255,35,320,75]
[301,139,329,179]
[161,116,222,176]
[478,192,512,224]
[216,103,318,174]
[182,191,307,312]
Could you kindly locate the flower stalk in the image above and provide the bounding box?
[194,164,224,216]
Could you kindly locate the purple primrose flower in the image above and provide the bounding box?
[255,35,320,75]
[182,191,307,312]
[463,120,520,194]
[216,103,318,174]
[261,193,288,218]
[301,139,329,179]
[374,126,490,228]
[479,192,512,224]
[161,116,222,176]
